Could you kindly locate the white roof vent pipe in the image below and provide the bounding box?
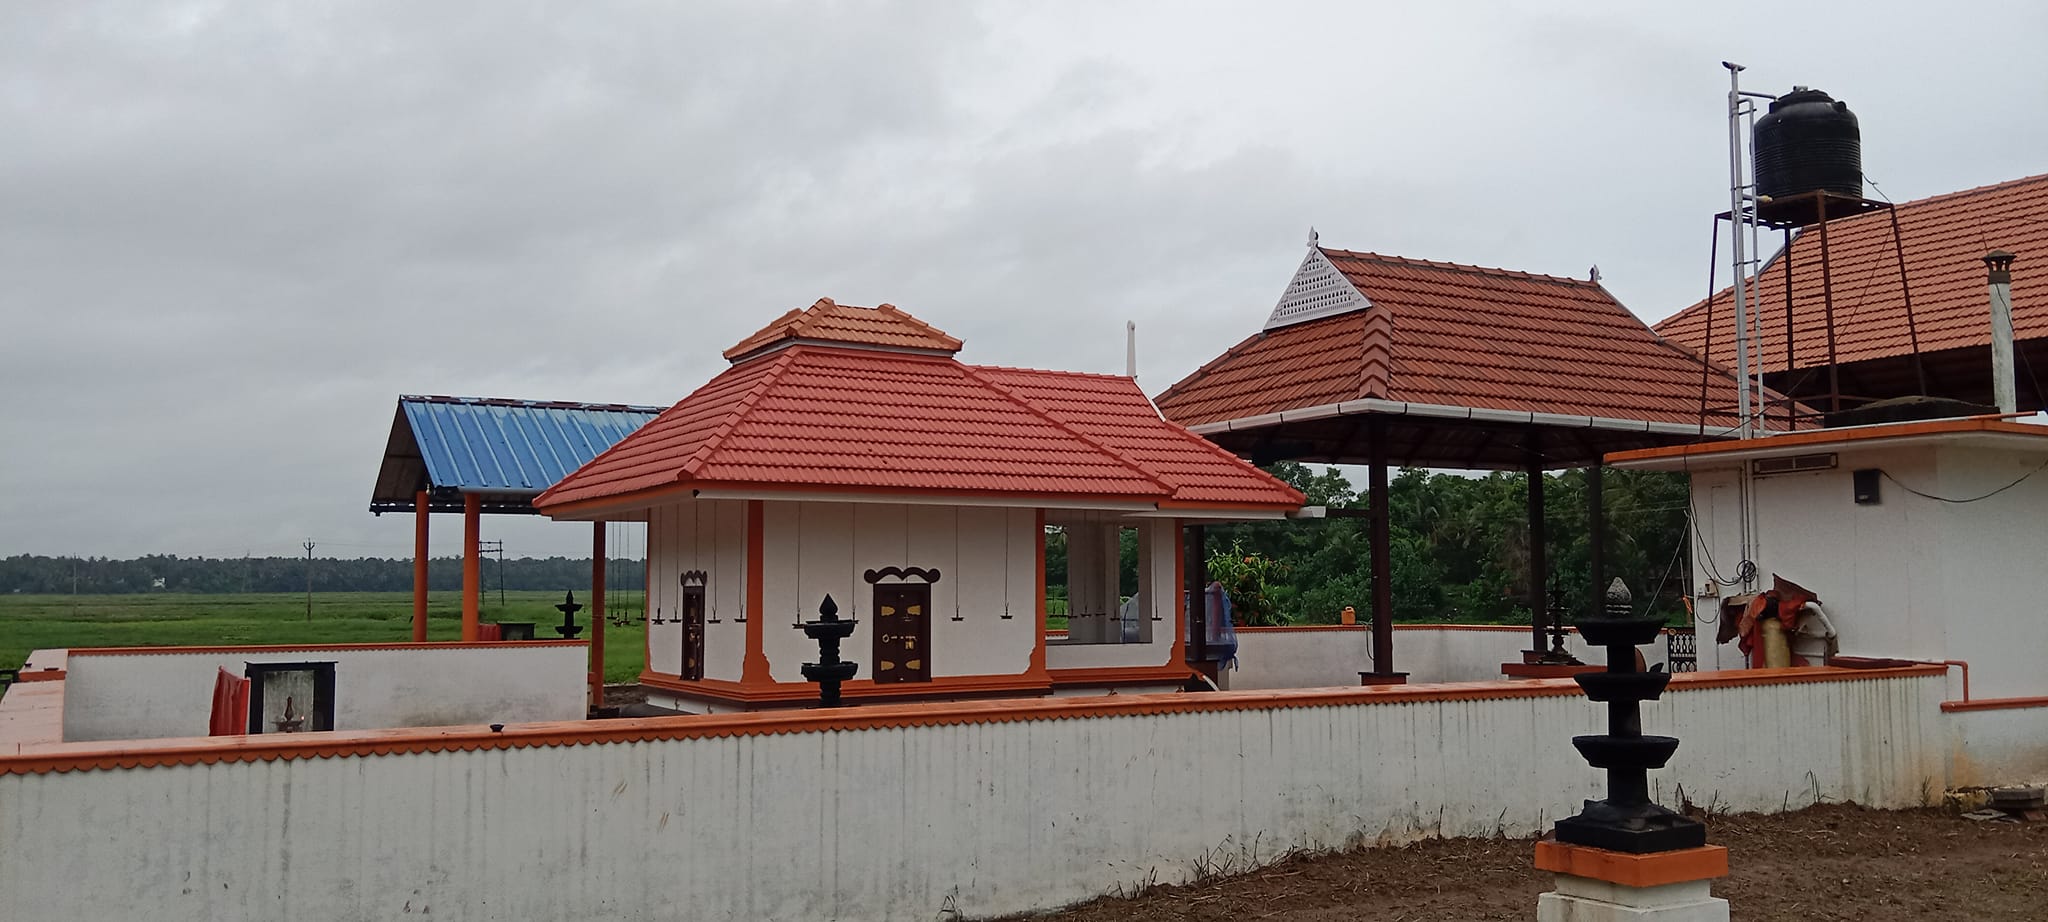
[1987,251,2018,415]
[1126,320,1137,379]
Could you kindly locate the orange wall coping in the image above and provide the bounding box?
[66,640,590,658]
[1234,623,1678,634]
[1941,695,2048,713]
[1606,416,2048,466]
[1535,840,1729,886]
[0,664,1944,776]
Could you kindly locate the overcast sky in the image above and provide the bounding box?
[4,1,2044,561]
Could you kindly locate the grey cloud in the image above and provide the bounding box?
[3,1,2045,558]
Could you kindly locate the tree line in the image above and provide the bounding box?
[9,463,1691,626]
[1202,462,1692,625]
[0,554,646,595]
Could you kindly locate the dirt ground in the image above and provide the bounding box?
[1002,805,2048,921]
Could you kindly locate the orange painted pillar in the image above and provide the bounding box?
[412,491,430,642]
[590,522,606,708]
[461,493,481,642]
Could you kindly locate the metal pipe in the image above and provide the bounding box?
[1724,62,1754,438]
[1988,251,2018,414]
[1126,321,1137,379]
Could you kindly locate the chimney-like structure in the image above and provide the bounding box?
[1987,251,2018,414]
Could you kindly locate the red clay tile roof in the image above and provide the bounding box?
[1156,249,1751,430]
[538,324,1301,513]
[722,298,963,361]
[1657,173,2048,372]
[973,367,1304,508]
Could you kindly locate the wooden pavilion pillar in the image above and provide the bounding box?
[1366,415,1397,679]
[461,493,481,642]
[590,523,606,709]
[412,491,430,642]
[1587,461,1606,622]
[1185,523,1208,669]
[1526,432,1548,654]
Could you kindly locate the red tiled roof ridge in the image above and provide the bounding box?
[721,298,964,361]
[969,363,1139,382]
[1320,247,1600,288]
[955,363,1179,496]
[677,349,801,478]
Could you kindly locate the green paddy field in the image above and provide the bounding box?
[0,591,649,685]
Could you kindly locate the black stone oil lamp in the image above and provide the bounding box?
[1553,579,1706,854]
[799,595,859,707]
[554,590,585,639]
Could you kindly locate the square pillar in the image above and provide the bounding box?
[412,490,430,643]
[461,493,481,642]
[590,522,606,709]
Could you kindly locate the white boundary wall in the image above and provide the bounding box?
[1945,705,2048,787]
[62,644,588,741]
[1,670,1946,921]
[1231,626,1669,688]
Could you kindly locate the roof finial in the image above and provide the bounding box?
[1589,264,1601,283]
[1308,226,1319,249]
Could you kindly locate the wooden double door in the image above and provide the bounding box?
[872,583,930,683]
[679,580,706,681]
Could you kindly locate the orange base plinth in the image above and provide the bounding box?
[1535,839,1729,888]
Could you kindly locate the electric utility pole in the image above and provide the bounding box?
[478,540,506,609]
[303,539,316,621]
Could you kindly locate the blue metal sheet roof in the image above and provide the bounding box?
[371,395,664,513]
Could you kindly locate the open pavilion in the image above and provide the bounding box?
[1156,236,1770,679]
[369,395,663,702]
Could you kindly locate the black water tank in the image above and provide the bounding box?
[1753,87,1862,200]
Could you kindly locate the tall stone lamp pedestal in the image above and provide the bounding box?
[1537,579,1729,921]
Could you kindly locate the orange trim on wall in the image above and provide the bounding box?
[0,665,1944,776]
[17,669,65,682]
[741,500,772,688]
[1231,623,1679,635]
[642,671,1052,706]
[1941,695,2048,713]
[1606,416,2048,466]
[67,641,589,657]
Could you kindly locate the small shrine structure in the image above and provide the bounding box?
[534,299,1303,712]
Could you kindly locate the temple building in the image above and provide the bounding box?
[532,299,1303,712]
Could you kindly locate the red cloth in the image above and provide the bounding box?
[478,623,502,641]
[208,668,249,736]
[1734,576,1821,667]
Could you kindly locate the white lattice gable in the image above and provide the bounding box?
[1264,242,1370,331]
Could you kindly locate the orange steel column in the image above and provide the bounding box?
[590,522,606,708]
[461,493,481,642]
[412,491,430,642]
